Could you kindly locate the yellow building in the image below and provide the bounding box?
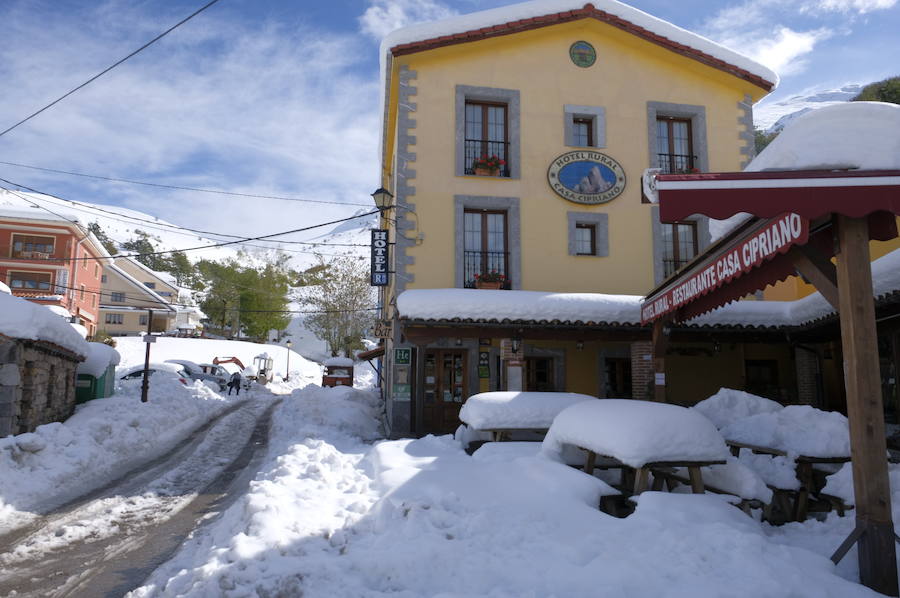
[375,1,780,436]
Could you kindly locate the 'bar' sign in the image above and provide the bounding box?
[371,229,389,286]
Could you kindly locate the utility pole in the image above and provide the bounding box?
[140,308,154,403]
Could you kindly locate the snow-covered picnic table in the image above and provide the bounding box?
[543,399,731,497]
[693,390,854,521]
[459,391,594,441]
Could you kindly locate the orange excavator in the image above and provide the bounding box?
[212,354,275,385]
[213,356,245,370]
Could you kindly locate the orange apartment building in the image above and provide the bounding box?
[0,207,112,338]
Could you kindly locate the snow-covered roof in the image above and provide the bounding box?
[104,263,177,312]
[77,342,121,377]
[382,0,777,89]
[0,205,82,224]
[398,289,643,325]
[0,292,89,357]
[542,399,731,468]
[44,305,72,318]
[398,246,900,329]
[114,256,180,293]
[747,102,900,172]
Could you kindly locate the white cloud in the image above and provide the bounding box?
[0,2,383,260]
[359,0,458,40]
[745,26,833,76]
[805,0,898,13]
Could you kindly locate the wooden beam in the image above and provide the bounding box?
[789,244,840,311]
[834,215,899,596]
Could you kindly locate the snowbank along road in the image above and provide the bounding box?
[0,395,280,597]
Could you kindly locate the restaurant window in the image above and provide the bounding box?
[105,313,123,325]
[8,271,52,290]
[11,234,54,258]
[526,357,555,391]
[464,209,508,287]
[111,291,125,302]
[661,221,698,278]
[564,105,605,148]
[605,358,632,398]
[465,101,509,177]
[455,85,519,178]
[655,117,695,174]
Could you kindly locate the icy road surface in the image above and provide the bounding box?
[0,397,279,597]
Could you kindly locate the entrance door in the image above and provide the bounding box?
[525,357,555,391]
[423,350,468,434]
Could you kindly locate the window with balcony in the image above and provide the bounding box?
[111,291,125,302]
[661,221,698,278]
[465,101,509,177]
[455,85,520,179]
[8,271,52,291]
[105,313,123,325]
[655,117,695,174]
[11,235,54,258]
[464,209,509,287]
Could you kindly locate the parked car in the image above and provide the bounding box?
[165,359,229,391]
[119,362,189,385]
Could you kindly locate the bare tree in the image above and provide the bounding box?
[302,254,374,357]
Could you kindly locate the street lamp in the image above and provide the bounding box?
[285,340,292,382]
[371,187,394,212]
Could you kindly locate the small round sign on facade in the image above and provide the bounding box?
[569,41,596,67]
[547,151,626,205]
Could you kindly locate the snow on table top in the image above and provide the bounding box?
[76,343,121,377]
[459,391,594,429]
[381,0,777,86]
[324,356,354,367]
[720,405,850,458]
[747,102,900,172]
[0,292,89,357]
[692,388,783,430]
[542,399,730,468]
[398,288,642,323]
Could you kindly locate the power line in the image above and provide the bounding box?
[0,179,371,248]
[0,0,223,139]
[0,182,380,261]
[0,160,373,207]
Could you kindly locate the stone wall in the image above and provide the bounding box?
[0,337,81,437]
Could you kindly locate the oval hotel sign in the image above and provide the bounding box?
[547,151,626,205]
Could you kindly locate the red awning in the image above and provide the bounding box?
[655,169,900,223]
[642,169,900,324]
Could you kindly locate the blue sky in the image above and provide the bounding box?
[0,0,897,247]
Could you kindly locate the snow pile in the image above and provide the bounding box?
[112,336,321,388]
[76,342,121,377]
[459,391,595,429]
[0,280,10,294]
[687,457,773,502]
[721,405,851,458]
[823,463,900,513]
[382,0,778,86]
[692,387,784,429]
[398,288,642,323]
[747,102,900,172]
[0,375,234,534]
[472,439,588,467]
[323,356,354,367]
[543,399,730,468]
[737,450,802,490]
[0,292,89,357]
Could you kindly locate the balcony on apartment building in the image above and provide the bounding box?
[464,139,511,177]
[464,250,511,289]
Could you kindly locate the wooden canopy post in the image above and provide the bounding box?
[652,319,670,403]
[834,215,898,596]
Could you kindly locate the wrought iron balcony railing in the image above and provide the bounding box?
[464,139,511,177]
[464,250,511,288]
[656,153,696,175]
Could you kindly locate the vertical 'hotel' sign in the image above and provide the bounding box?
[370,229,389,286]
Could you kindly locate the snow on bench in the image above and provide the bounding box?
[542,399,731,469]
[459,391,594,432]
[692,388,783,430]
[720,405,850,459]
[472,440,587,468]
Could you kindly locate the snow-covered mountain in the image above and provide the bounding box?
[755,84,861,133]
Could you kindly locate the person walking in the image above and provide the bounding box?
[228,371,242,396]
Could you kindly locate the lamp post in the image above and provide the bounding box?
[285,340,292,382]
